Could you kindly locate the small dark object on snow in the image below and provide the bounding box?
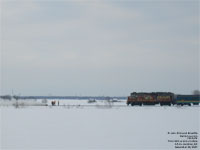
[51,101,56,106]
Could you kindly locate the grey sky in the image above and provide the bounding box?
[0,0,199,96]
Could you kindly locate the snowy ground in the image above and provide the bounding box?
[46,99,126,107]
[0,99,47,107]
[0,99,200,150]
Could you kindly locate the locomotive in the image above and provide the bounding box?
[127,92,200,106]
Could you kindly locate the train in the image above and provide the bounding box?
[127,92,200,106]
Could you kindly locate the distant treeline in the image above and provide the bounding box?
[0,95,127,100]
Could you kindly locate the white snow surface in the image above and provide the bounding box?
[0,99,200,150]
[0,99,47,107]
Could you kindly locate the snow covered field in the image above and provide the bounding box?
[0,99,47,107]
[0,100,199,150]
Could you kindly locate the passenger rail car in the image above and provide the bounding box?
[175,95,200,106]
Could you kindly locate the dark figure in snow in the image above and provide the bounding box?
[58,101,59,106]
[51,101,56,106]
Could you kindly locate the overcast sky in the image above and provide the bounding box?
[0,0,199,96]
